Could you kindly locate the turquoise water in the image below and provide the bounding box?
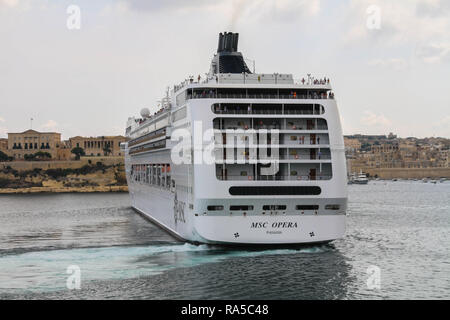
[0,181,449,299]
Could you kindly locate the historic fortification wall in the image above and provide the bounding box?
[352,167,450,179]
[0,157,127,194]
[0,156,124,172]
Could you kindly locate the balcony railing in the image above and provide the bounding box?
[283,155,331,160]
[216,175,332,181]
[213,109,323,115]
[213,124,328,131]
[189,93,333,100]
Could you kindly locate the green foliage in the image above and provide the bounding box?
[35,151,52,160]
[0,166,18,176]
[0,178,10,188]
[0,177,43,189]
[71,147,85,160]
[0,151,9,161]
[44,163,110,178]
[24,152,52,161]
[361,143,372,151]
[45,168,70,179]
[103,146,112,156]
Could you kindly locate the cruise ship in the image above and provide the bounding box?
[123,32,348,245]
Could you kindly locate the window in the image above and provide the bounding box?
[296,205,319,210]
[230,205,254,211]
[230,186,321,196]
[325,204,340,210]
[207,206,224,211]
[263,205,286,210]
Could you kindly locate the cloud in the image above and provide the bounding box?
[361,111,392,128]
[123,0,208,11]
[344,0,450,48]
[416,43,450,63]
[40,120,59,132]
[0,117,7,137]
[432,115,450,137]
[416,0,450,17]
[0,0,19,7]
[435,115,450,127]
[119,0,320,22]
[368,58,408,70]
[248,0,321,20]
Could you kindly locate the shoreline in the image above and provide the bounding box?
[0,186,128,194]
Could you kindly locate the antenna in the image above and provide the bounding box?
[30,118,33,129]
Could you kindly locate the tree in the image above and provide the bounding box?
[0,150,9,162]
[71,147,85,160]
[103,145,112,156]
[34,151,52,160]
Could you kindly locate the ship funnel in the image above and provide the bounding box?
[214,32,251,74]
[218,32,239,53]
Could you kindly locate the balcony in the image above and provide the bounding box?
[216,175,332,181]
[213,118,328,131]
[216,163,332,181]
[212,103,325,115]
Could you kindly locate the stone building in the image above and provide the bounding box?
[69,136,127,157]
[344,137,361,154]
[7,130,62,160]
[56,140,73,160]
[0,138,7,152]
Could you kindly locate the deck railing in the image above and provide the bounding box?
[189,93,333,100]
[216,175,332,181]
[213,124,328,131]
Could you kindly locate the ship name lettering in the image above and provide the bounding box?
[272,222,298,228]
[251,222,298,228]
[251,222,268,228]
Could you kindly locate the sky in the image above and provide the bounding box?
[0,0,449,140]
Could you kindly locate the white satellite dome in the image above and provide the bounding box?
[140,108,151,118]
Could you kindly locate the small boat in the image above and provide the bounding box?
[430,180,437,184]
[352,171,369,185]
[392,178,398,182]
[440,178,447,183]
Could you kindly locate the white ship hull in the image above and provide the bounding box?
[125,97,347,245]
[129,186,346,245]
